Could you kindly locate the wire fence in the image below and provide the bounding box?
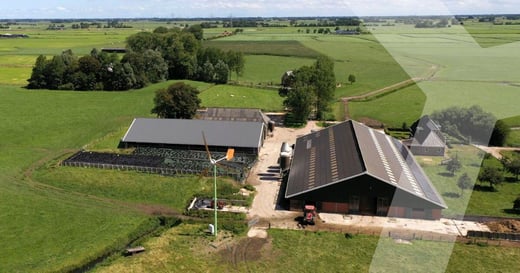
[61,150,251,182]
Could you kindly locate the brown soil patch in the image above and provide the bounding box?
[486,220,520,233]
[219,237,271,268]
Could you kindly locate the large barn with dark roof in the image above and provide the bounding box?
[285,120,446,220]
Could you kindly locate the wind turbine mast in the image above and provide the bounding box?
[202,132,234,237]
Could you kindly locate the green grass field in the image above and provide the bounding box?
[199,84,284,111]
[0,83,160,272]
[94,225,520,273]
[2,20,520,272]
[349,84,426,127]
[418,145,520,218]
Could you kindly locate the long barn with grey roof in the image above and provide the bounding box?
[285,120,446,220]
[119,118,265,155]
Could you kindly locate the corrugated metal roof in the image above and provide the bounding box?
[411,116,445,148]
[285,120,446,209]
[285,122,365,197]
[121,118,264,149]
[199,108,271,125]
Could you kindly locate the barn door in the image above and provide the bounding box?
[376,197,389,216]
[349,195,359,213]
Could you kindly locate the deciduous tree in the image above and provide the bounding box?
[457,173,473,196]
[151,82,201,119]
[284,86,314,125]
[478,166,504,190]
[348,74,356,84]
[446,156,462,176]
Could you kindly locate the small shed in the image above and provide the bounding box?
[408,115,446,156]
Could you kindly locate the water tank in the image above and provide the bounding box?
[279,152,292,171]
[280,142,292,154]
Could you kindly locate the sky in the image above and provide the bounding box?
[0,0,518,19]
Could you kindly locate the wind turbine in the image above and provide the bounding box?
[202,131,234,236]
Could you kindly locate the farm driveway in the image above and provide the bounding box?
[247,121,320,226]
[473,144,520,160]
[246,120,490,237]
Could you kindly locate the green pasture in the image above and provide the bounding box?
[239,55,315,84]
[349,84,426,128]
[0,29,131,55]
[462,21,520,47]
[216,32,411,97]
[95,225,520,273]
[199,84,284,111]
[34,164,205,210]
[419,81,520,119]
[419,145,520,218]
[203,40,320,58]
[356,26,519,123]
[0,85,151,272]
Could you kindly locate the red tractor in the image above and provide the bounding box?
[303,205,317,225]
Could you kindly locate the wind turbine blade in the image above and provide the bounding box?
[201,131,212,161]
[226,148,235,161]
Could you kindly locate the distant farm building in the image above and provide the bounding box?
[407,115,446,156]
[335,30,360,35]
[101,48,127,53]
[197,107,274,136]
[285,120,446,220]
[0,33,29,38]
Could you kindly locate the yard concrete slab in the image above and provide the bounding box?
[319,213,490,236]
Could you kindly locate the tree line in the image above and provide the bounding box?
[27,25,244,91]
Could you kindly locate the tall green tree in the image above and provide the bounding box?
[27,55,48,89]
[151,82,201,119]
[213,60,229,84]
[313,55,336,119]
[184,24,204,40]
[478,166,504,190]
[284,85,314,124]
[226,50,245,80]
